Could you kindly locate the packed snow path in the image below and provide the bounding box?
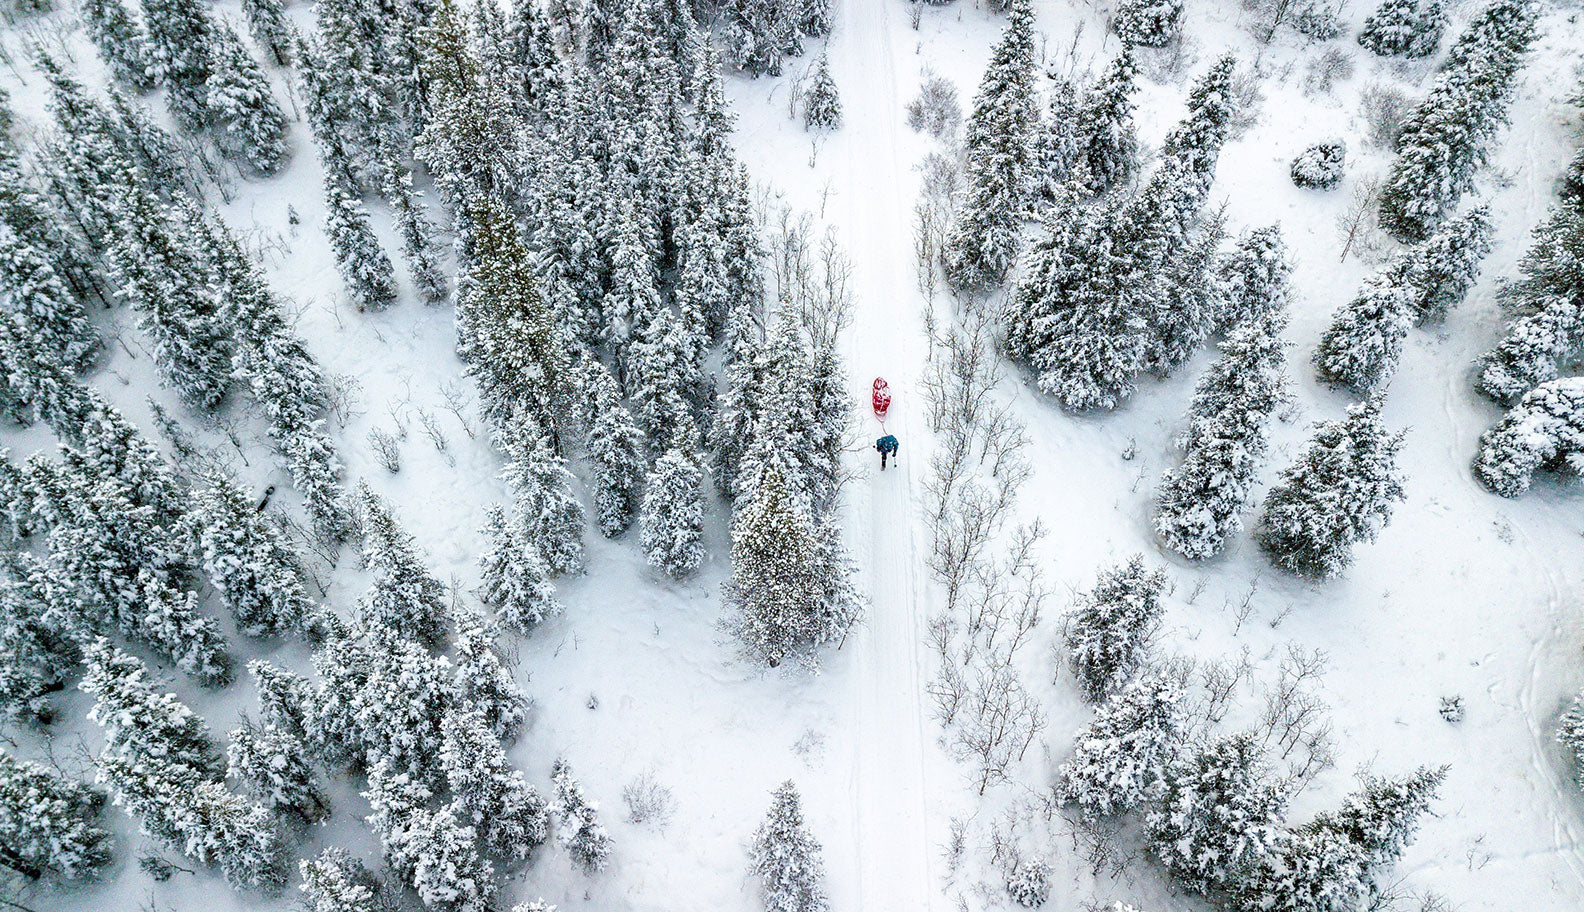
[832,0,936,908]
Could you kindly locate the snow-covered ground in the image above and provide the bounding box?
[5,0,1584,911]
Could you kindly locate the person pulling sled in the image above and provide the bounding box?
[875,434,899,470]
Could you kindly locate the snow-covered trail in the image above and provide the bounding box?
[829,1,937,909]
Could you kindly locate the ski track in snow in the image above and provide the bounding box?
[833,1,935,909]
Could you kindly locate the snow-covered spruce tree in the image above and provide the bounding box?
[798,0,832,36]
[1010,57,1236,409]
[1473,377,1584,496]
[501,416,586,576]
[192,212,349,544]
[226,722,330,821]
[1358,0,1445,59]
[80,640,219,775]
[285,429,355,546]
[751,780,828,912]
[581,360,645,537]
[0,220,97,373]
[365,760,498,912]
[1035,79,1080,198]
[300,847,387,912]
[1324,766,1447,872]
[1378,0,1539,242]
[1156,309,1290,560]
[141,0,218,127]
[1313,267,1415,394]
[0,749,111,881]
[551,758,612,874]
[440,710,549,862]
[1402,205,1491,324]
[727,461,860,669]
[248,660,312,741]
[27,453,229,683]
[328,631,455,782]
[1318,206,1488,389]
[1258,399,1407,580]
[105,183,234,410]
[356,485,448,648]
[1113,0,1183,48]
[382,160,449,306]
[458,196,568,434]
[803,54,842,129]
[1560,696,1584,790]
[1244,766,1446,912]
[601,199,664,376]
[1477,177,1583,403]
[240,0,294,66]
[323,176,398,312]
[0,560,77,724]
[206,20,289,175]
[451,608,526,739]
[81,0,156,90]
[627,308,701,455]
[1056,667,1189,819]
[1290,139,1345,190]
[640,446,706,579]
[0,140,102,322]
[185,473,311,637]
[1215,224,1292,334]
[722,0,791,77]
[1005,191,1140,410]
[945,0,1037,290]
[478,505,562,635]
[1065,555,1168,702]
[1501,320,1584,402]
[1148,207,1227,376]
[98,754,286,891]
[1148,730,1286,897]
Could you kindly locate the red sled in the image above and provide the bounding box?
[872,377,891,421]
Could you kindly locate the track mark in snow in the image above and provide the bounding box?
[831,0,936,908]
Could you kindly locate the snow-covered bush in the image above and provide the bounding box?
[1473,377,1584,496]
[1006,856,1051,906]
[1291,139,1345,190]
[906,73,962,139]
[1292,0,1345,40]
[1112,0,1182,48]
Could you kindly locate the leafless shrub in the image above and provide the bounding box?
[367,428,402,473]
[327,374,363,427]
[1227,65,1266,139]
[1358,82,1412,149]
[1305,47,1356,95]
[906,72,963,140]
[622,770,675,829]
[1336,174,1384,263]
[943,817,968,875]
[413,408,455,468]
[1200,646,1254,727]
